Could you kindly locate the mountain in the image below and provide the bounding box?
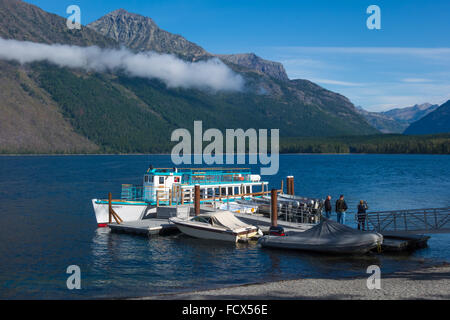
[88,9,290,81]
[382,103,439,124]
[216,53,289,82]
[0,0,116,47]
[0,1,378,154]
[355,107,408,133]
[356,103,440,134]
[87,8,210,61]
[404,100,450,135]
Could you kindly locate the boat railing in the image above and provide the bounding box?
[121,184,144,201]
[278,202,323,224]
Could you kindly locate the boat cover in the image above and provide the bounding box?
[204,211,255,230]
[259,218,383,254]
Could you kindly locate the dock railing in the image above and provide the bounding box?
[364,207,450,234]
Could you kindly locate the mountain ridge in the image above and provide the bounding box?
[356,103,440,133]
[88,8,291,81]
[404,100,450,135]
[0,0,379,154]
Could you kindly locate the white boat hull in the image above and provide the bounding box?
[92,199,148,227]
[171,219,259,243]
[176,224,240,242]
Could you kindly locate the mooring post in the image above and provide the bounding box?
[290,176,295,195]
[286,176,291,195]
[108,192,123,224]
[287,176,294,195]
[194,184,200,216]
[271,188,278,227]
[108,192,112,224]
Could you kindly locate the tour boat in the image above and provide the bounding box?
[92,166,268,227]
[169,211,262,243]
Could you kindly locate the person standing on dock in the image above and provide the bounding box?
[335,195,348,224]
[357,200,369,231]
[324,195,332,219]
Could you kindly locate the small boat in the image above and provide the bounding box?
[169,211,262,243]
[259,219,383,254]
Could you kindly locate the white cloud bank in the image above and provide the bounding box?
[0,38,244,91]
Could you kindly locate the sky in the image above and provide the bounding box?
[23,0,450,111]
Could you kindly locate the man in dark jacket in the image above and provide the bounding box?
[335,195,348,224]
[324,195,332,219]
[357,200,369,230]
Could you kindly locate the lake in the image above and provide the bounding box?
[0,154,449,299]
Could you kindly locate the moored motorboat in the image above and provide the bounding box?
[169,210,262,243]
[258,219,383,254]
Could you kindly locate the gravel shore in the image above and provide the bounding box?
[143,264,450,300]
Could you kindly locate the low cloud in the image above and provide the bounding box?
[0,38,244,91]
[401,78,434,83]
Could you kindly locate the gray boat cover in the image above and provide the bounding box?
[259,219,383,254]
[204,211,255,230]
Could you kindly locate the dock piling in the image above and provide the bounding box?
[194,184,200,216]
[271,188,278,227]
[286,176,294,195]
[108,192,123,224]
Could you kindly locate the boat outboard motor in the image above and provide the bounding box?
[269,226,285,236]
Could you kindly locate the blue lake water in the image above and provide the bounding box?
[0,154,449,299]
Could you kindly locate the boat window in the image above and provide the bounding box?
[192,216,211,224]
[144,175,149,183]
[159,177,165,185]
[228,187,233,195]
[221,187,226,195]
[246,186,251,194]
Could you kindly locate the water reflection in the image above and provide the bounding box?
[1,154,449,299]
[86,225,437,298]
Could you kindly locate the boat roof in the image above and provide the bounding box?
[146,167,252,176]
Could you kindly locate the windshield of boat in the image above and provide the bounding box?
[192,216,212,224]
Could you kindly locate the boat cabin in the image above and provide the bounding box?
[121,167,268,205]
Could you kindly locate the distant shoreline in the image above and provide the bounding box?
[1,153,450,157]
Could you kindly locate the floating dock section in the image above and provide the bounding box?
[380,233,430,252]
[109,219,179,236]
[108,205,190,236]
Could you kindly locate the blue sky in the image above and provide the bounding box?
[24,0,450,111]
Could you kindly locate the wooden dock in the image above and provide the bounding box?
[109,219,179,236]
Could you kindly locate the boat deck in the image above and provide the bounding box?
[108,219,179,236]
